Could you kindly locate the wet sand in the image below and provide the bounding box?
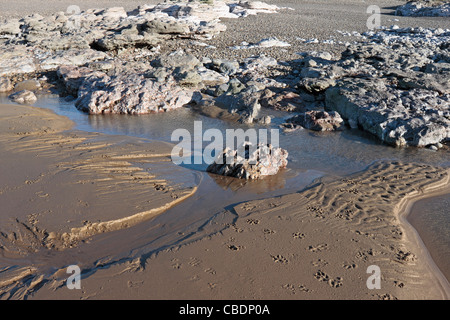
[29,156,450,300]
[408,193,450,282]
[1,102,449,299]
[0,0,449,300]
[0,103,199,298]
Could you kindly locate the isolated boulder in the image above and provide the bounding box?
[206,143,288,179]
[0,77,13,92]
[8,90,37,104]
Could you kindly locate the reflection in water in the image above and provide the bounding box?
[2,93,448,177]
[85,102,450,177]
[206,167,316,194]
[207,171,286,193]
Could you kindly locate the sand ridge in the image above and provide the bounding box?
[0,103,199,299]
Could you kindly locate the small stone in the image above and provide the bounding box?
[218,60,240,76]
[196,67,229,86]
[259,89,305,112]
[177,70,203,86]
[0,77,13,92]
[14,79,41,92]
[150,68,169,83]
[144,19,188,35]
[153,50,201,72]
[257,115,272,124]
[286,110,345,131]
[74,71,195,114]
[214,83,229,97]
[0,19,21,35]
[227,78,246,95]
[8,90,37,104]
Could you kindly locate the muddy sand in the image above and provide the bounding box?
[0,103,199,297]
[0,0,449,300]
[0,103,448,299]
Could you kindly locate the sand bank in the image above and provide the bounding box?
[0,103,198,298]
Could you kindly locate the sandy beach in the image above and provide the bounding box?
[30,161,450,300]
[0,102,448,300]
[0,0,449,301]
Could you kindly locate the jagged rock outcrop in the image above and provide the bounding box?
[396,1,450,17]
[206,142,288,179]
[293,27,450,147]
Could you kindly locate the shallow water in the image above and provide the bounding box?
[409,194,450,281]
[1,93,449,280]
[3,93,449,175]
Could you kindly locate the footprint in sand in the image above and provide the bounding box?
[308,243,328,252]
[188,257,201,267]
[230,224,243,233]
[171,259,182,269]
[127,280,144,288]
[276,215,292,221]
[355,248,381,262]
[312,259,329,267]
[190,275,201,282]
[153,183,167,191]
[77,199,89,207]
[377,293,397,300]
[36,191,49,198]
[208,282,217,289]
[314,270,343,288]
[306,205,325,218]
[390,227,403,238]
[228,244,243,251]
[298,284,312,293]
[271,254,288,264]
[241,204,257,211]
[246,218,260,225]
[394,249,416,264]
[314,270,329,282]
[282,284,312,294]
[328,277,343,288]
[204,268,216,275]
[282,284,296,294]
[292,232,305,239]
